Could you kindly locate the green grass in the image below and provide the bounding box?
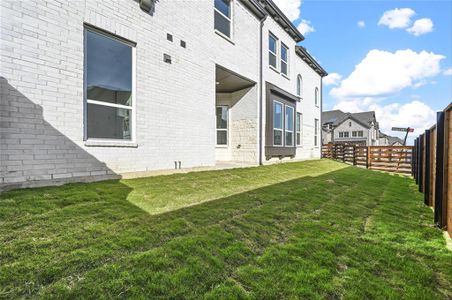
[1,160,451,299]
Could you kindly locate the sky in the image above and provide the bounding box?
[273,0,452,144]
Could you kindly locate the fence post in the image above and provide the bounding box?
[435,111,445,226]
[367,146,370,169]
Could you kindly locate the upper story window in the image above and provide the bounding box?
[280,43,289,76]
[315,87,319,107]
[85,28,135,141]
[269,33,278,69]
[214,0,232,38]
[339,131,350,138]
[297,75,303,97]
[352,131,364,137]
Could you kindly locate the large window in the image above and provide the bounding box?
[214,0,232,38]
[297,75,303,97]
[281,43,288,76]
[85,28,134,141]
[273,101,283,146]
[285,106,294,146]
[296,112,302,146]
[314,118,319,146]
[315,87,319,107]
[269,33,278,69]
[216,106,228,145]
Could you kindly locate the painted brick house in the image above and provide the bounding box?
[0,0,327,190]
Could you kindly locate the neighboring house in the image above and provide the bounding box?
[378,131,405,146]
[321,110,379,146]
[0,0,327,190]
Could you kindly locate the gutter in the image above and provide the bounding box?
[258,15,266,165]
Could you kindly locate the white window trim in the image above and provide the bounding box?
[269,32,279,72]
[216,105,229,147]
[280,43,289,78]
[273,100,284,147]
[285,106,294,146]
[214,0,233,41]
[296,112,302,146]
[297,75,303,98]
[83,27,137,145]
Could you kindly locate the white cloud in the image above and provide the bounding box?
[297,19,315,36]
[378,8,416,29]
[272,0,302,22]
[407,18,434,36]
[330,49,445,98]
[333,99,437,143]
[443,67,452,76]
[323,73,342,86]
[357,20,366,28]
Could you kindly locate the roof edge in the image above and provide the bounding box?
[238,0,267,20]
[295,46,328,77]
[260,0,305,42]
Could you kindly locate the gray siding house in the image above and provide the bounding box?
[0,0,327,190]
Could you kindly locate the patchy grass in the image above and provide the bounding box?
[0,160,451,299]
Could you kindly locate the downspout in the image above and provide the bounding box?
[258,16,265,165]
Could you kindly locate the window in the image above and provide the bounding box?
[315,87,319,106]
[285,106,294,146]
[352,131,364,137]
[216,106,228,145]
[296,112,302,146]
[214,0,232,38]
[273,101,283,146]
[269,33,278,69]
[339,131,349,138]
[85,29,134,141]
[314,118,319,147]
[281,43,289,76]
[297,75,303,97]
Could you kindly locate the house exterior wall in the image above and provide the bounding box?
[0,0,324,190]
[260,17,322,162]
[0,0,263,189]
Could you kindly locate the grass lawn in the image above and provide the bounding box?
[1,160,451,299]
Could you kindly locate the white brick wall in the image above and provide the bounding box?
[0,0,323,189]
[261,17,322,163]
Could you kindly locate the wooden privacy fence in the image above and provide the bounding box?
[321,144,413,174]
[413,103,451,236]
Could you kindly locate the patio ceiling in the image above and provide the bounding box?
[216,65,256,93]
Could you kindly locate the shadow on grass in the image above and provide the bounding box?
[1,166,451,299]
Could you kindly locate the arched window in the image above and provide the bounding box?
[315,87,319,106]
[297,75,303,97]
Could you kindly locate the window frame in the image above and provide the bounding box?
[216,105,229,147]
[280,42,289,77]
[83,26,137,144]
[273,100,284,147]
[214,0,234,40]
[315,87,319,107]
[284,105,294,146]
[339,131,349,138]
[268,32,278,71]
[296,112,302,146]
[314,118,319,147]
[297,75,303,98]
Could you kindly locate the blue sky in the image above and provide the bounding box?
[274,0,452,143]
